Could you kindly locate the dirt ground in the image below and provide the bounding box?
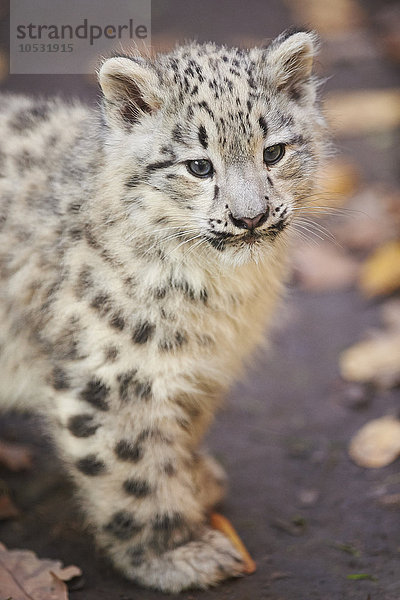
[0,1,399,599]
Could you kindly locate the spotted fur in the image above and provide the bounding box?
[0,30,326,592]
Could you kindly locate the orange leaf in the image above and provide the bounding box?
[210,513,256,574]
[359,241,400,297]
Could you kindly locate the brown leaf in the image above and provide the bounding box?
[325,89,400,136]
[359,240,400,297]
[0,440,33,471]
[294,242,359,291]
[0,541,82,600]
[349,416,400,468]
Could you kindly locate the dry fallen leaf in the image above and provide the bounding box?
[210,512,256,574]
[359,240,400,297]
[340,332,400,387]
[0,541,82,600]
[325,89,400,136]
[294,242,359,291]
[0,440,33,471]
[349,416,400,468]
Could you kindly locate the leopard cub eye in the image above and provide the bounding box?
[263,144,285,166]
[186,159,214,178]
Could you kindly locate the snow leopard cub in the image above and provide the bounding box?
[0,30,325,592]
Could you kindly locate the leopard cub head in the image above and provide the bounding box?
[99,30,325,266]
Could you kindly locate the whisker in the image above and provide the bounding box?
[139,231,196,259]
[291,222,325,242]
[293,205,355,218]
[294,217,336,241]
[291,226,319,247]
[299,218,337,241]
[183,237,208,260]
[163,233,204,259]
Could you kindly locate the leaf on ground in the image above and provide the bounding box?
[0,440,33,471]
[210,513,256,574]
[346,573,378,581]
[359,240,400,297]
[325,89,400,136]
[340,332,400,387]
[0,541,82,600]
[340,298,400,388]
[349,415,400,468]
[294,242,359,291]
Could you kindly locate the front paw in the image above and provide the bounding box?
[113,528,248,593]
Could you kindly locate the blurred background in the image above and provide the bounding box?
[0,1,400,599]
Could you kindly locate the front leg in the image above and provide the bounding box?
[51,380,245,593]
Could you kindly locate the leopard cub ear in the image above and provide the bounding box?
[265,29,319,102]
[98,55,161,127]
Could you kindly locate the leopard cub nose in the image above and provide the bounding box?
[229,207,270,230]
